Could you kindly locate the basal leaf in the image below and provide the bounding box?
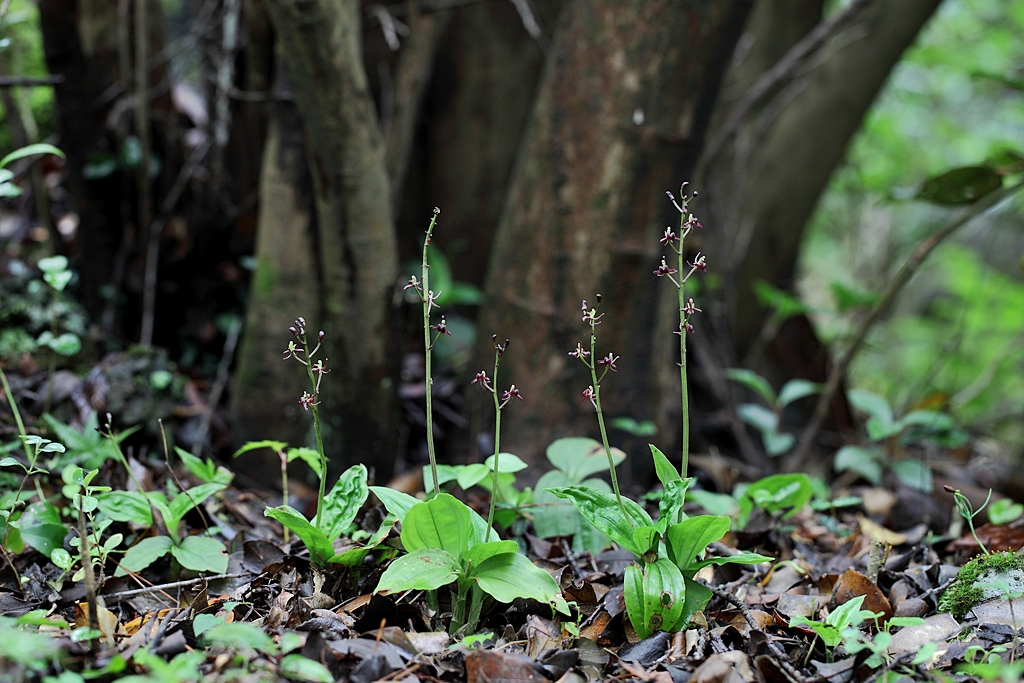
[548,485,652,555]
[471,552,561,607]
[369,486,419,522]
[624,558,686,639]
[401,493,473,561]
[376,548,461,592]
[314,464,368,542]
[96,490,153,526]
[172,535,229,573]
[118,535,174,575]
[18,503,67,559]
[726,369,776,406]
[650,444,681,487]
[265,505,334,565]
[463,540,518,572]
[665,516,730,574]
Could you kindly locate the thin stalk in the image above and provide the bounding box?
[676,218,689,480]
[451,581,469,634]
[589,324,628,526]
[302,352,328,531]
[1,370,33,595]
[421,208,440,497]
[486,353,501,534]
[465,583,484,635]
[278,447,290,543]
[1,367,30,459]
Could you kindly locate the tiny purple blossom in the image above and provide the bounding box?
[688,252,707,272]
[654,257,678,277]
[568,342,590,359]
[597,353,619,372]
[404,276,419,291]
[660,227,678,245]
[430,316,451,335]
[472,371,493,391]
[501,385,523,406]
[582,385,597,409]
[682,298,701,316]
[299,391,319,411]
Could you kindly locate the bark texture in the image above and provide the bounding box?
[475,0,753,468]
[259,0,399,478]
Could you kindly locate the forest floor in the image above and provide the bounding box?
[2,417,1023,683]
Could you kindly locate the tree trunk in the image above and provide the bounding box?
[256,0,399,480]
[231,58,320,464]
[474,0,753,472]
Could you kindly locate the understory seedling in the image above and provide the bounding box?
[533,437,626,553]
[945,484,992,555]
[958,645,1024,681]
[834,389,968,493]
[424,452,532,532]
[373,492,567,636]
[233,439,319,542]
[726,369,822,456]
[281,316,331,527]
[734,472,814,530]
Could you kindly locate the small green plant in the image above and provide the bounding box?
[945,484,992,555]
[790,595,879,650]
[424,452,533,531]
[833,389,968,493]
[374,492,567,636]
[402,208,446,498]
[532,437,625,553]
[470,335,523,532]
[939,551,1024,619]
[42,411,139,471]
[175,447,233,486]
[957,645,1024,682]
[0,610,69,674]
[0,143,64,198]
[281,316,331,527]
[726,369,822,456]
[233,439,320,542]
[734,472,815,529]
[263,464,379,566]
[989,498,1024,526]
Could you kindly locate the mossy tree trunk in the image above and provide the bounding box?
[236,0,399,480]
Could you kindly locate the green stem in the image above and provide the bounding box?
[303,354,327,532]
[677,215,689,481]
[590,326,629,527]
[465,583,484,635]
[486,353,501,536]
[451,580,469,635]
[279,448,290,544]
[1,367,31,460]
[422,210,440,497]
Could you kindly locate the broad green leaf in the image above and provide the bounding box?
[917,165,1002,205]
[650,444,681,486]
[656,479,690,532]
[314,464,368,542]
[834,446,883,485]
[97,490,154,526]
[463,540,518,572]
[376,548,461,592]
[624,558,687,639]
[777,379,822,408]
[892,459,933,493]
[847,390,897,440]
[789,615,843,648]
[690,551,773,571]
[665,516,730,574]
[726,369,776,406]
[171,535,229,573]
[686,489,738,517]
[279,654,333,683]
[369,486,420,522]
[423,464,461,492]
[0,143,64,169]
[201,622,277,654]
[763,430,796,456]
[736,403,779,434]
[286,447,323,476]
[401,493,473,560]
[455,463,490,490]
[51,548,73,570]
[548,486,653,555]
[265,505,334,565]
[679,575,713,626]
[482,452,529,473]
[118,535,174,575]
[167,483,225,537]
[741,473,813,519]
[18,503,67,559]
[989,498,1024,526]
[632,525,660,557]
[545,437,624,482]
[43,271,73,293]
[471,552,562,607]
[192,614,224,637]
[531,470,576,538]
[611,417,658,437]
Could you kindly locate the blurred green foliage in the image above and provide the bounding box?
[803,0,1024,448]
[0,1,57,151]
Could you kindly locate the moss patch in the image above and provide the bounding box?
[938,551,1024,620]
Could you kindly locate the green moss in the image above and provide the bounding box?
[938,551,1024,620]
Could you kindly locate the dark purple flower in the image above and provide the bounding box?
[582,385,597,409]
[472,371,492,391]
[501,385,523,405]
[654,257,678,277]
[597,353,619,372]
[682,298,701,316]
[568,342,590,359]
[430,316,451,335]
[299,391,319,411]
[660,227,678,245]
[688,252,707,273]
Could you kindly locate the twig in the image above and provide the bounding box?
[787,180,1024,470]
[705,581,808,683]
[136,0,155,347]
[702,0,875,164]
[191,315,244,455]
[103,572,248,601]
[0,75,64,87]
